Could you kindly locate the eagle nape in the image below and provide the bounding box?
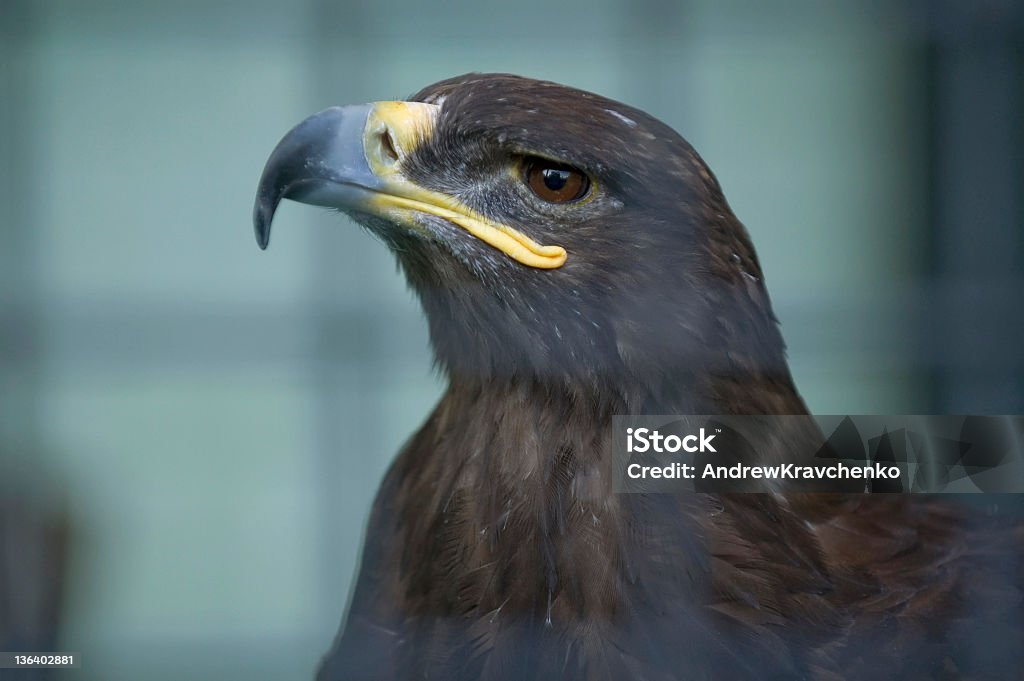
[253,74,1023,681]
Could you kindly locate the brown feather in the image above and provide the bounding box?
[306,74,1023,681]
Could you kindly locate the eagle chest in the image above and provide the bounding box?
[397,427,629,625]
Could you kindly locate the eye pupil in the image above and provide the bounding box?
[524,159,590,203]
[542,168,570,191]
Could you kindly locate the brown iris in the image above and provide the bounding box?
[523,158,591,203]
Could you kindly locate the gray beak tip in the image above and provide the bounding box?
[253,200,273,250]
[252,104,375,253]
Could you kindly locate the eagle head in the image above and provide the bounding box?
[255,74,796,411]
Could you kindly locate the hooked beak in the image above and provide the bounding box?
[252,101,567,269]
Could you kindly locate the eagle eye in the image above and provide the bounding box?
[523,158,591,203]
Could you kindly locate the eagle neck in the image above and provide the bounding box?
[391,374,715,628]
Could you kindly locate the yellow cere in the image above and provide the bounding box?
[362,101,568,270]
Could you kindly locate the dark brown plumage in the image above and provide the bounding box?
[254,74,1023,681]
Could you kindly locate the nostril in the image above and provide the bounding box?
[380,129,399,163]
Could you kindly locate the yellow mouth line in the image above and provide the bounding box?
[362,100,566,270]
[374,194,567,269]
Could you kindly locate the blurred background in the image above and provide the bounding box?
[1,0,1021,679]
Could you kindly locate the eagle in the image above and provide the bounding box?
[253,74,1023,681]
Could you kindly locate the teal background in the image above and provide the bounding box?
[0,1,1020,680]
